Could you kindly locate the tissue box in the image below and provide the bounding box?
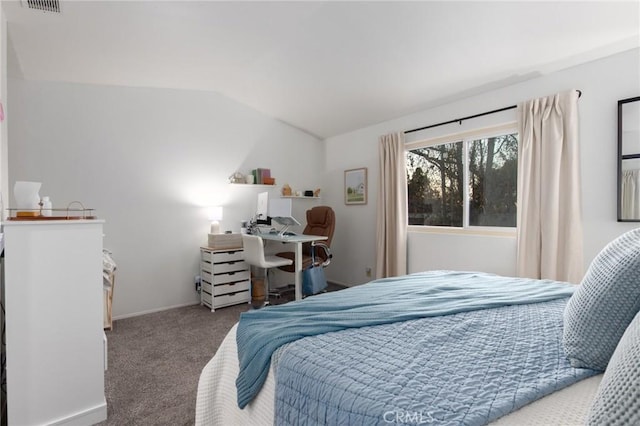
[207,233,242,250]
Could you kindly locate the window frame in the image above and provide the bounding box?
[405,122,518,235]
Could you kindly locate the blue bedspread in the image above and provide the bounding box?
[235,270,576,408]
[273,298,597,425]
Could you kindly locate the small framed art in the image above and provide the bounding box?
[344,167,367,205]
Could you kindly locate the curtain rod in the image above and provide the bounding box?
[404,89,582,135]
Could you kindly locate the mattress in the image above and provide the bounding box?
[195,324,603,426]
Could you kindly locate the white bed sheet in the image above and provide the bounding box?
[195,324,602,426]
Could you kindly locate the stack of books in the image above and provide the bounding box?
[252,168,271,184]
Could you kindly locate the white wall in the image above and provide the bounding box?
[0,5,7,219]
[0,7,5,426]
[5,49,640,315]
[324,48,640,286]
[7,80,324,317]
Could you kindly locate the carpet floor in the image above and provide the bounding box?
[100,283,345,425]
[99,302,250,426]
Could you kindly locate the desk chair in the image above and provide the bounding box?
[241,234,293,305]
[276,206,335,294]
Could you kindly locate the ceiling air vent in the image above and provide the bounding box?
[20,0,61,13]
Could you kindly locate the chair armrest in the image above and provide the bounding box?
[311,242,332,267]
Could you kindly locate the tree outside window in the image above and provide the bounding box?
[406,131,517,228]
[468,134,518,227]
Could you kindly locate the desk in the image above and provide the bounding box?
[259,233,328,301]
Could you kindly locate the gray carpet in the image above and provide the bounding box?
[101,283,345,425]
[100,303,250,426]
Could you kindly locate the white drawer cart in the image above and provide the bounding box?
[200,247,250,311]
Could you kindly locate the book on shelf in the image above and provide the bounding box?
[259,168,271,184]
[251,168,271,185]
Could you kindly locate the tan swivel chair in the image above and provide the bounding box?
[276,205,335,273]
[242,234,293,305]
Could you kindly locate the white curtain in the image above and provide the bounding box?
[376,132,407,278]
[516,90,583,283]
[621,169,640,220]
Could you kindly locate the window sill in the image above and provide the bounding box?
[407,225,516,238]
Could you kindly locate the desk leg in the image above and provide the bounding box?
[294,242,303,301]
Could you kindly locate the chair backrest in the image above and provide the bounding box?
[241,234,268,268]
[304,206,335,247]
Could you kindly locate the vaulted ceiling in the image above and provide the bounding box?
[3,1,639,139]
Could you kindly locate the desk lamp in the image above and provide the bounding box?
[208,206,223,234]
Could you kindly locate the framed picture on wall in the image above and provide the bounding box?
[344,168,367,205]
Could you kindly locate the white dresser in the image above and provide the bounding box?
[200,247,250,311]
[2,220,107,425]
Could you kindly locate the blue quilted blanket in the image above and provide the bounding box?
[235,270,577,408]
[272,298,597,425]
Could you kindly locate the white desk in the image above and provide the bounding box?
[258,233,328,301]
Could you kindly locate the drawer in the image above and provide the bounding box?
[202,249,244,263]
[201,280,212,295]
[201,269,213,284]
[200,269,251,286]
[200,261,212,273]
[213,260,247,274]
[201,249,214,263]
[212,250,244,263]
[214,280,250,296]
[201,290,212,307]
[213,290,250,308]
[213,270,250,285]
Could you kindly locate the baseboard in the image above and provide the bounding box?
[327,279,354,288]
[48,400,107,426]
[113,301,201,321]
[113,284,355,320]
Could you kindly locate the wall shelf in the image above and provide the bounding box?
[229,183,276,187]
[281,196,321,199]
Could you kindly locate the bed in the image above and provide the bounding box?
[195,229,640,425]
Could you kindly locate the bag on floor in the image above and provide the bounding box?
[302,264,327,296]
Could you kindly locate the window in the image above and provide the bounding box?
[406,126,518,229]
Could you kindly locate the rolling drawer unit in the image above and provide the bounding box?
[200,247,250,311]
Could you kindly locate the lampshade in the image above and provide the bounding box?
[208,206,223,221]
[208,206,223,234]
